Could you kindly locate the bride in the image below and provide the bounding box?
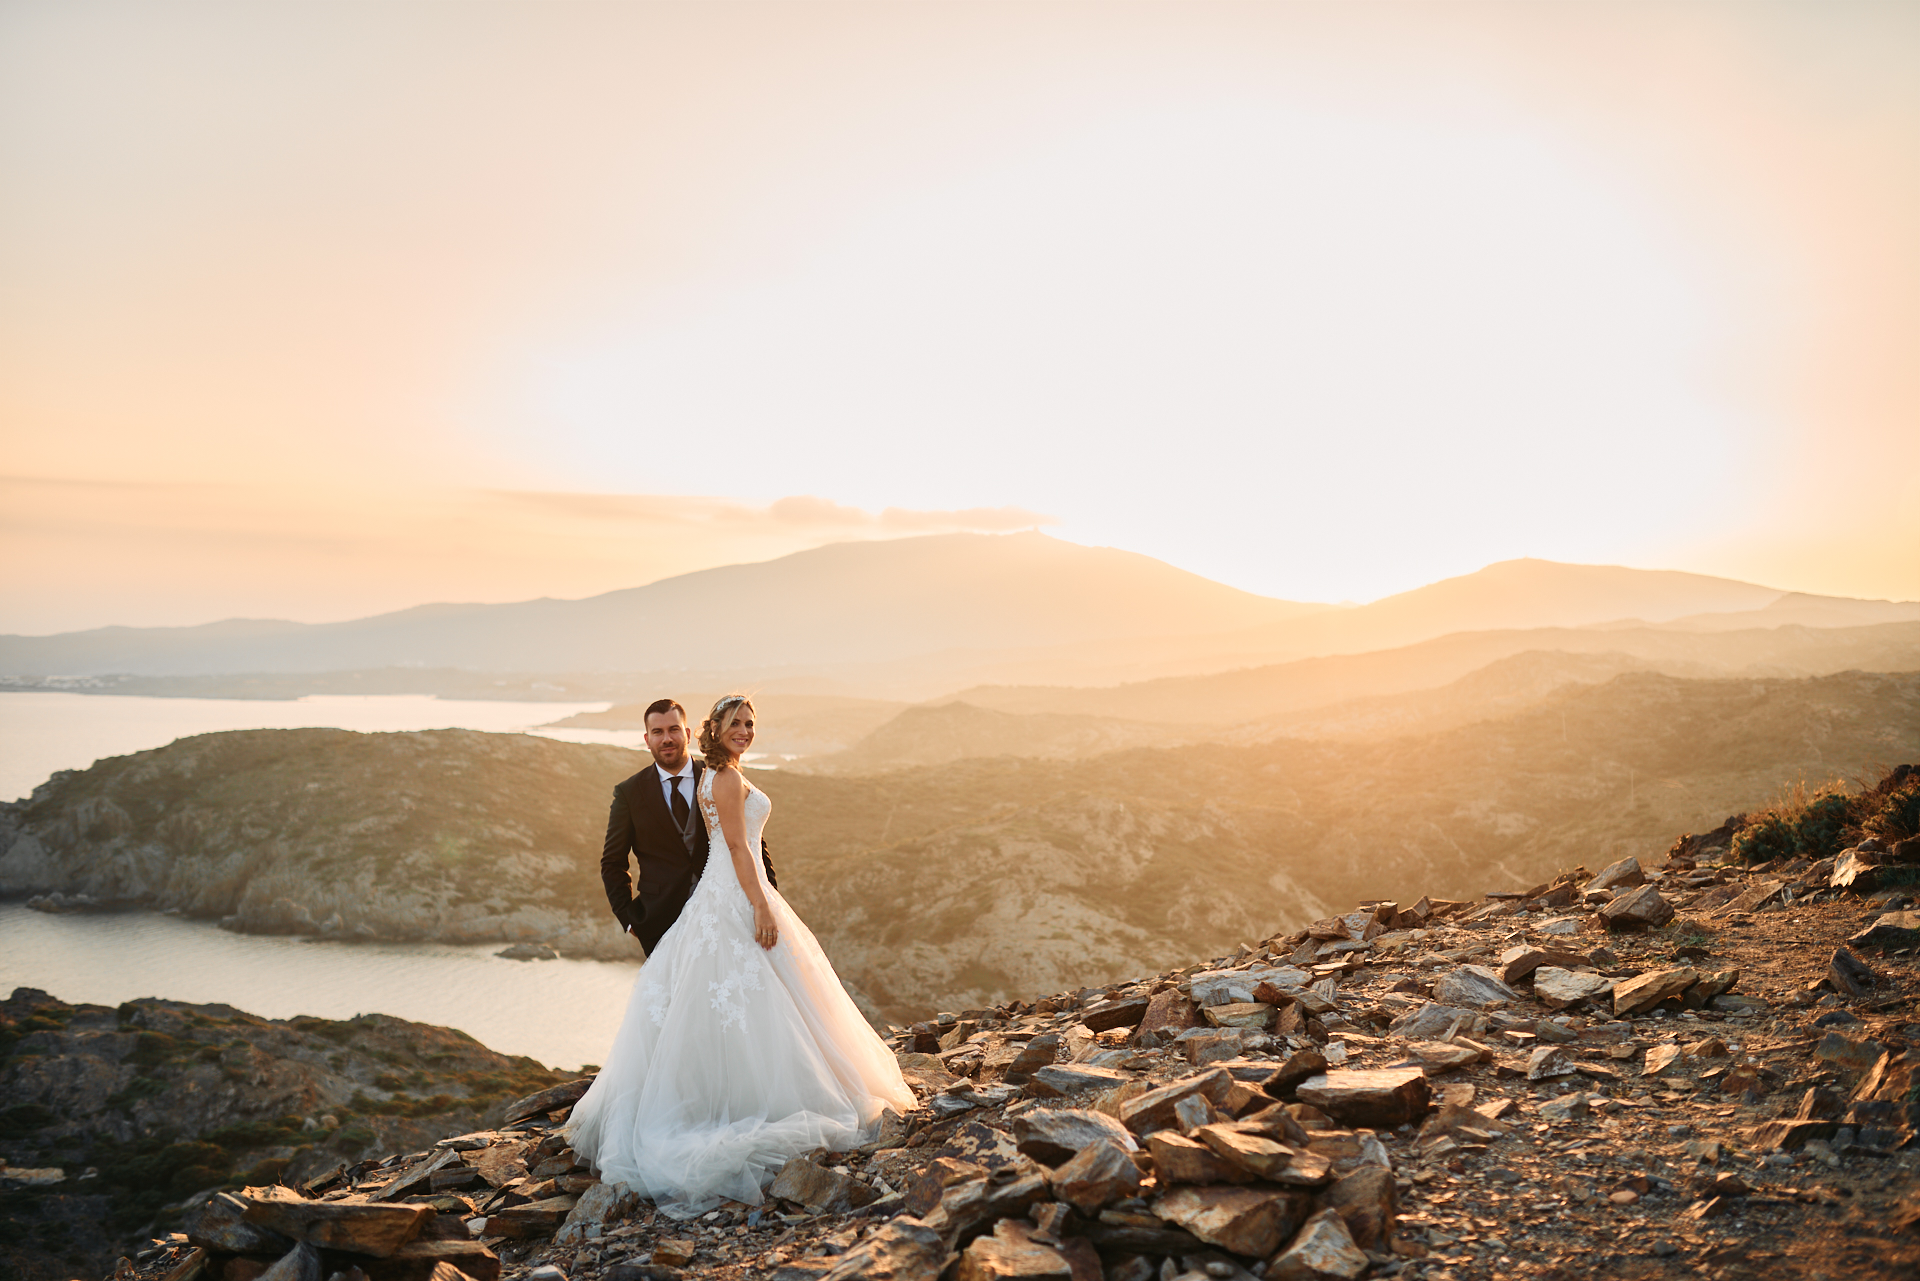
[565,694,914,1218]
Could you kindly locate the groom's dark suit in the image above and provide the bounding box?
[600,761,777,955]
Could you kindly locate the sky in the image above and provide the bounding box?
[3,0,1917,634]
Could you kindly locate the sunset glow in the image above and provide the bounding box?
[3,1,1916,631]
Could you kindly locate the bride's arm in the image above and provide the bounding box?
[713,768,778,949]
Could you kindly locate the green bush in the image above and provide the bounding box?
[1732,787,1858,864]
[1862,780,1920,843]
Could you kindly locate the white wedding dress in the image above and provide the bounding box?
[565,769,914,1218]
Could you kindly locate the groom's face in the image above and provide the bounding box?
[645,709,690,772]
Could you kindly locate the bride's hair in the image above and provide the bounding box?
[699,694,755,770]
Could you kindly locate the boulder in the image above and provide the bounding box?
[1191,1124,1298,1181]
[1528,971,1605,1014]
[555,1182,640,1244]
[767,1157,879,1215]
[1294,1069,1431,1128]
[1612,967,1698,1017]
[1497,946,1590,986]
[374,1148,462,1202]
[1080,996,1152,1032]
[1267,1208,1369,1281]
[1685,970,1740,1007]
[1204,1002,1275,1030]
[1711,880,1783,918]
[1643,1045,1685,1077]
[1599,884,1674,932]
[817,1218,948,1281]
[1025,1064,1132,1098]
[1538,1093,1589,1123]
[1431,965,1519,1009]
[1046,1138,1141,1212]
[954,1220,1073,1281]
[1131,990,1202,1043]
[240,1187,431,1258]
[257,1242,325,1281]
[1118,1068,1236,1134]
[896,1052,960,1093]
[485,1195,582,1239]
[1831,851,1881,890]
[471,1144,530,1189]
[185,1192,296,1255]
[1829,949,1875,999]
[1385,1003,1475,1041]
[501,1078,594,1125]
[1152,1185,1312,1258]
[1324,1166,1397,1252]
[1002,1033,1061,1083]
[1146,1131,1252,1186]
[1849,911,1920,951]
[1261,1049,1329,1101]
[1526,1046,1576,1081]
[1587,857,1646,895]
[903,1159,986,1217]
[1011,1108,1136,1166]
[1394,1041,1482,1073]
[922,1163,1051,1247]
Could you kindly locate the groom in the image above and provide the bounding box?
[599,698,777,955]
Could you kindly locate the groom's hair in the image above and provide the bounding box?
[644,698,687,723]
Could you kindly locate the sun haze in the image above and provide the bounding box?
[2,1,1916,632]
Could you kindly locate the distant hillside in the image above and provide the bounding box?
[5,539,1914,702]
[0,532,1325,678]
[940,619,1920,725]
[4,669,1914,1023]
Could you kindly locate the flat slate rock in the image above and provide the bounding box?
[1025,1063,1132,1097]
[1011,1107,1135,1166]
[1431,965,1519,1010]
[1294,1068,1431,1128]
[501,1078,595,1125]
[1849,911,1920,951]
[1080,995,1152,1032]
[239,1186,432,1258]
[1533,967,1613,1009]
[1612,966,1698,1017]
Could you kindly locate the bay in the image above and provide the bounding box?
[0,690,658,1067]
[0,901,634,1071]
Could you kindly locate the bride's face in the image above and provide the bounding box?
[723,711,755,756]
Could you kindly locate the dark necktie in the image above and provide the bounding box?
[668,776,691,828]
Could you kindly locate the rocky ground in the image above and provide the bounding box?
[0,994,572,1281]
[75,786,1920,1281]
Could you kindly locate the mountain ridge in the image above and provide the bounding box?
[6,536,1913,699]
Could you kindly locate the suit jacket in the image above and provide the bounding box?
[600,761,777,954]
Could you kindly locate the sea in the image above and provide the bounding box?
[0,691,671,1069]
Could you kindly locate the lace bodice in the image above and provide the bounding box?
[698,768,773,890]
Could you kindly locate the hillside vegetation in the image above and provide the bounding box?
[2,670,1915,1022]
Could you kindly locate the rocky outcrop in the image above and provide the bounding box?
[0,729,640,960]
[87,764,1920,1281]
[0,989,573,1281]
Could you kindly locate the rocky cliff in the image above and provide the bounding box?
[0,989,572,1281]
[25,763,1920,1281]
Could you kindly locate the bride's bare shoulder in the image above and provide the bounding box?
[710,765,746,797]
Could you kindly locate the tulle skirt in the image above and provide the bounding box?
[564,864,914,1218]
